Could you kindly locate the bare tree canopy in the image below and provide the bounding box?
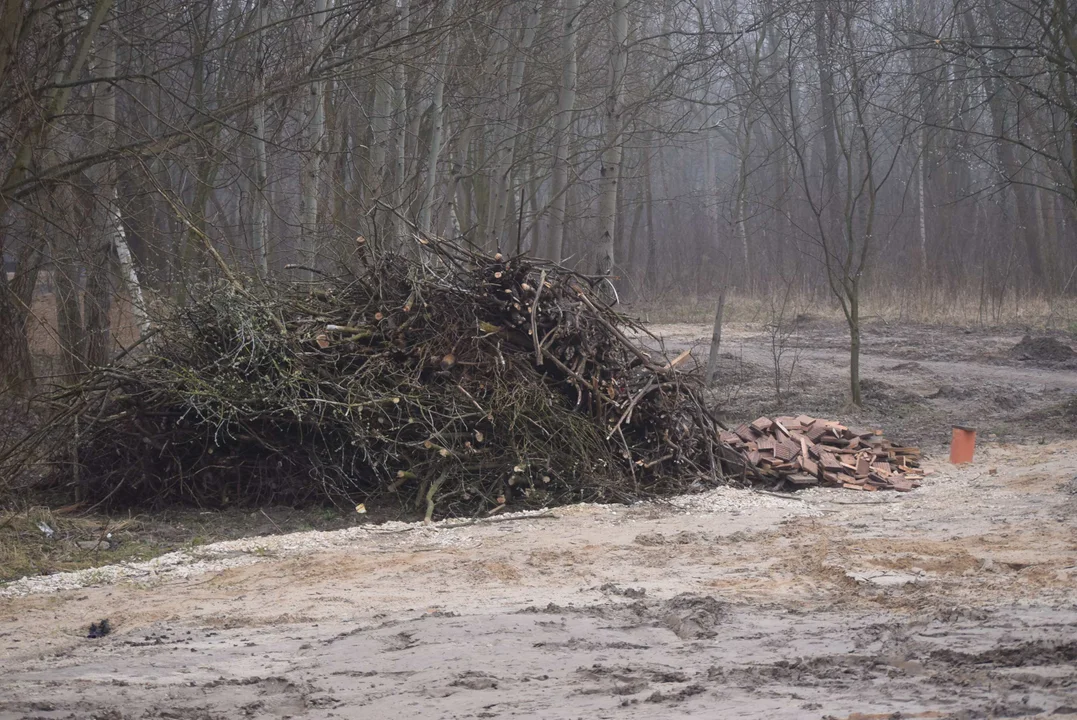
[0,0,1074,402]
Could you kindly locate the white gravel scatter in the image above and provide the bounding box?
[669,486,824,518]
[0,546,264,598]
[0,489,814,598]
[0,508,550,598]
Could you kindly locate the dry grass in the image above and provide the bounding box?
[631,285,1077,331]
[0,506,156,582]
[0,505,365,583]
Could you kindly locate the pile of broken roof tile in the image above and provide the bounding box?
[720,415,923,492]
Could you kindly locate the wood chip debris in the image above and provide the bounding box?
[720,416,923,492]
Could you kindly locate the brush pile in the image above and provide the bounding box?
[19,238,736,517]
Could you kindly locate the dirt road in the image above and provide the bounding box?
[2,437,1076,719]
[653,321,1077,392]
[645,322,1077,450]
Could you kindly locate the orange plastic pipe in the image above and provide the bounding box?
[950,425,976,464]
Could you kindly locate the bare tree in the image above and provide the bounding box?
[596,0,628,282]
[546,0,580,264]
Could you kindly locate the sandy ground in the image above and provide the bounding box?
[2,440,1076,719]
[1,322,1076,719]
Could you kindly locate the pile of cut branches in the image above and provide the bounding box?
[10,238,739,518]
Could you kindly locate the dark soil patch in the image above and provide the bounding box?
[658,594,726,639]
[931,641,1077,668]
[1010,335,1075,364]
[858,378,926,413]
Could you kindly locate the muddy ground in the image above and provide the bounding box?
[1,322,1076,719]
[652,319,1077,450]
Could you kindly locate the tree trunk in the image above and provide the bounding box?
[0,228,34,396]
[596,0,628,281]
[449,121,473,238]
[814,0,840,236]
[299,0,328,278]
[485,5,540,253]
[109,187,150,336]
[848,289,861,406]
[369,6,394,252]
[643,142,658,293]
[83,251,112,368]
[44,180,86,378]
[391,0,409,248]
[251,0,270,277]
[418,0,454,234]
[705,290,726,387]
[733,127,751,289]
[0,0,114,223]
[97,21,149,337]
[0,0,27,90]
[547,0,579,264]
[961,8,1046,286]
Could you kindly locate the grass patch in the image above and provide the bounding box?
[0,507,159,583]
[0,505,360,584]
[630,287,1077,331]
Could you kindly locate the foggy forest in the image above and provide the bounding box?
[1,0,1075,398]
[5,3,1077,714]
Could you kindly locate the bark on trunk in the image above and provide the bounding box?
[0,228,35,396]
[0,270,34,396]
[485,5,540,253]
[367,1,395,253]
[299,0,328,278]
[848,292,861,406]
[418,0,454,233]
[546,0,579,264]
[705,290,726,387]
[391,0,409,247]
[814,0,840,236]
[596,0,628,282]
[251,0,270,277]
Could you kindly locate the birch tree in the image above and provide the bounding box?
[546,0,580,264]
[298,0,329,278]
[596,0,628,283]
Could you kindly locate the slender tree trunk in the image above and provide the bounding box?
[961,8,1046,286]
[299,0,328,278]
[485,5,540,253]
[418,0,454,234]
[917,128,928,279]
[109,187,150,335]
[369,45,393,252]
[732,126,751,289]
[101,24,148,336]
[596,0,628,281]
[250,0,270,277]
[391,0,409,247]
[48,197,86,378]
[83,15,149,362]
[0,272,34,396]
[814,0,840,236]
[849,288,861,406]
[643,142,658,293]
[547,0,579,264]
[705,290,726,387]
[0,0,27,91]
[449,122,473,238]
[0,225,36,396]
